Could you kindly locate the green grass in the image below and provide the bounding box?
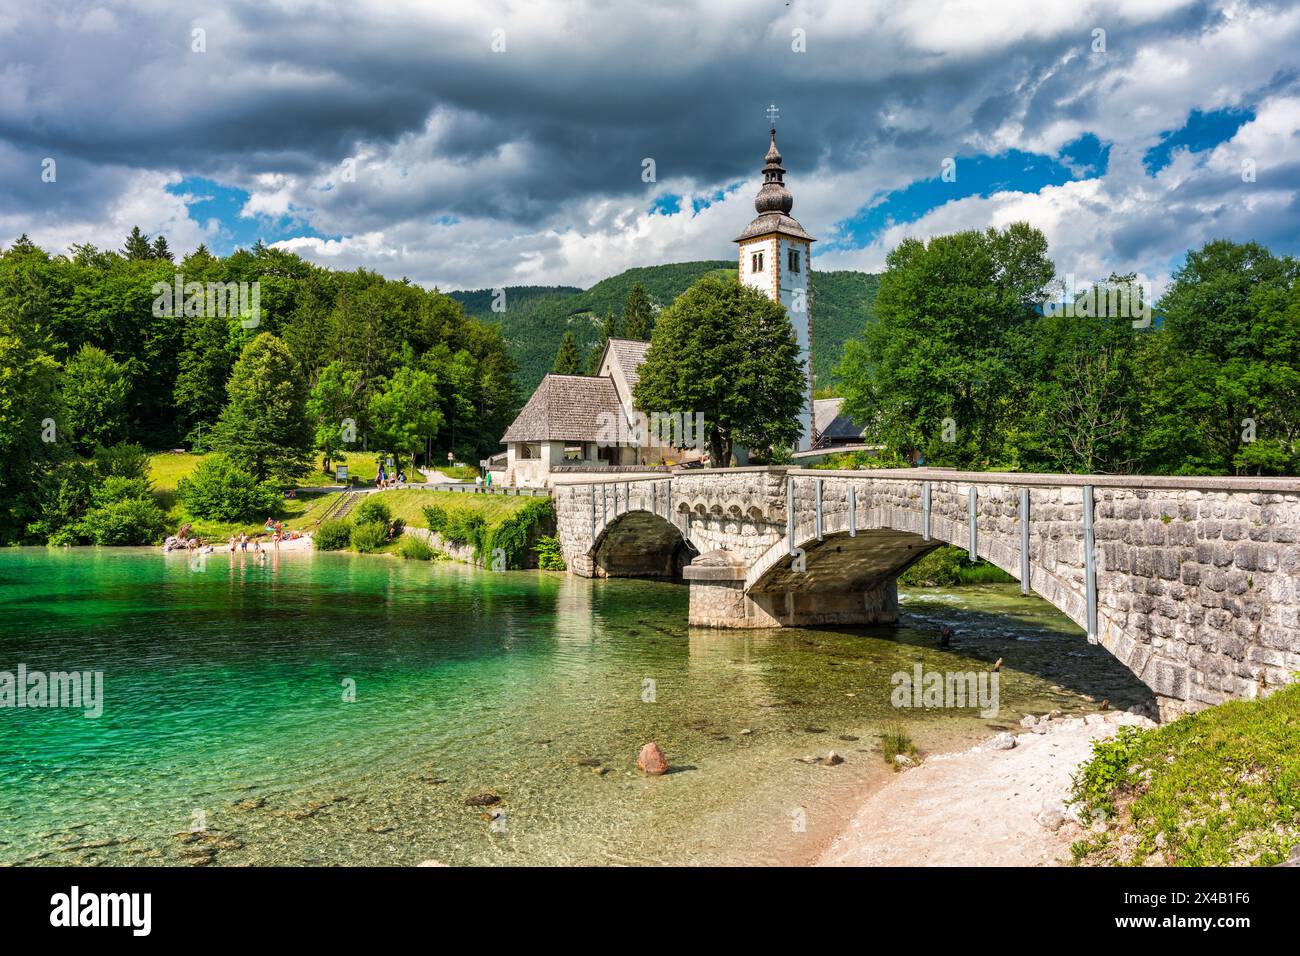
[370,488,536,529]
[1070,683,1300,866]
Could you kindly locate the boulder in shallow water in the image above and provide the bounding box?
[637,742,668,775]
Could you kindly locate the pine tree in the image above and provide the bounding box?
[211,333,313,482]
[151,235,173,262]
[123,226,153,260]
[552,330,582,375]
[622,283,653,340]
[587,310,619,374]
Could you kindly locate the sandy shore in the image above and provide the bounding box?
[817,709,1157,867]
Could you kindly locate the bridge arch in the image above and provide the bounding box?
[590,508,699,579]
[744,503,1092,638]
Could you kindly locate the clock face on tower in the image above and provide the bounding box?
[735,125,817,450]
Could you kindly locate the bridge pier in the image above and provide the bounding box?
[684,550,899,628]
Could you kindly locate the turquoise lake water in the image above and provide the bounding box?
[0,548,1150,866]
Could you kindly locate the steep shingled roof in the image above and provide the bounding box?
[500,374,626,443]
[604,337,651,390]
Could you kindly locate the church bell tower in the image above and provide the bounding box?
[735,125,816,450]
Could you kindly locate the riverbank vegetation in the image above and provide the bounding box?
[1069,683,1300,866]
[898,546,1017,586]
[309,489,555,569]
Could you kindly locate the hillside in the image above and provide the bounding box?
[451,261,878,393]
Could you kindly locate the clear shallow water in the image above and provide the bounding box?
[0,549,1150,866]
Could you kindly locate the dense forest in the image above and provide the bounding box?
[0,232,519,544]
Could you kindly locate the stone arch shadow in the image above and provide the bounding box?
[590,509,700,579]
[741,504,1150,687]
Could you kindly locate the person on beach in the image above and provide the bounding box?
[239,532,248,552]
[229,535,237,553]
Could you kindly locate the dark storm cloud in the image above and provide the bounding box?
[0,0,1230,229]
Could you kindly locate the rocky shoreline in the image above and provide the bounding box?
[817,707,1158,867]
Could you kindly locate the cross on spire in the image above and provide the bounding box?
[766,103,780,127]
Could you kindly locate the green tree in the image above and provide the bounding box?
[621,282,653,340]
[307,360,365,472]
[1141,240,1299,475]
[1017,279,1144,473]
[0,297,61,543]
[211,332,312,482]
[368,365,444,472]
[122,226,153,261]
[587,310,618,374]
[177,455,281,522]
[838,223,1053,468]
[552,330,582,375]
[62,344,129,452]
[151,235,173,262]
[634,274,802,466]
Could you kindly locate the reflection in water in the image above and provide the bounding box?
[0,549,1149,866]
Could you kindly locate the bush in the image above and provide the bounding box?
[355,497,391,526]
[177,455,281,522]
[314,519,352,551]
[442,509,487,552]
[79,495,167,545]
[398,535,435,560]
[533,535,566,571]
[350,519,388,553]
[485,498,554,569]
[421,504,447,532]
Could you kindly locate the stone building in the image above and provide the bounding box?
[500,337,679,487]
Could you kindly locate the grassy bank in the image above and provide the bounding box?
[369,488,535,529]
[1069,683,1300,866]
[149,451,340,541]
[315,488,560,569]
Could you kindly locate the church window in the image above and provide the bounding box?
[751,251,765,273]
[788,248,800,273]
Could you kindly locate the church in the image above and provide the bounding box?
[496,125,851,488]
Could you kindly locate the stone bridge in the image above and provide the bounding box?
[552,467,1300,714]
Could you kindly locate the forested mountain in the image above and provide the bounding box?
[453,261,880,392]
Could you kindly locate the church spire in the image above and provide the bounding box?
[754,127,794,215]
